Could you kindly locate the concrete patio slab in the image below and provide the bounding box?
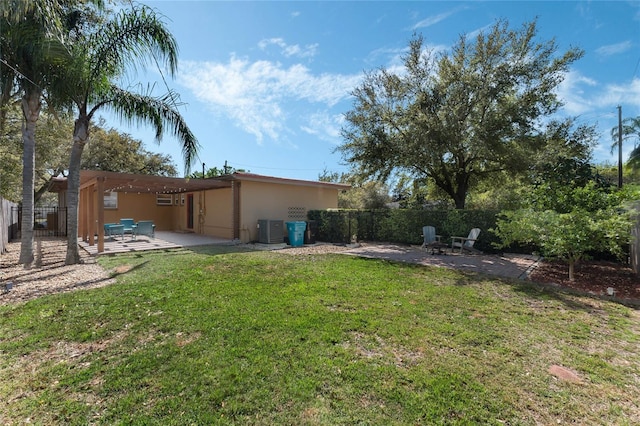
[79,231,236,256]
[341,243,540,280]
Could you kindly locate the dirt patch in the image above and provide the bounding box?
[528,259,640,302]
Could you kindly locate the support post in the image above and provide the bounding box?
[97,177,105,253]
[618,105,623,188]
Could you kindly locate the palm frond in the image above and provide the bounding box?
[610,116,640,153]
[0,0,63,34]
[88,5,178,85]
[100,86,200,174]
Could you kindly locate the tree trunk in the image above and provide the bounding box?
[568,259,575,281]
[453,192,466,209]
[446,179,467,209]
[434,173,468,209]
[65,116,89,265]
[19,89,41,266]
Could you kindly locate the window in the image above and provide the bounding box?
[156,194,173,205]
[104,192,118,209]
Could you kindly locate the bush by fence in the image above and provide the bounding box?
[308,209,502,253]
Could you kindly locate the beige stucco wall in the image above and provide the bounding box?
[103,192,176,231]
[201,188,234,239]
[154,189,234,239]
[78,177,341,242]
[238,180,340,242]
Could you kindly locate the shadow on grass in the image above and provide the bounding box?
[109,260,150,279]
[511,279,640,310]
[187,245,258,256]
[100,244,257,260]
[349,254,640,312]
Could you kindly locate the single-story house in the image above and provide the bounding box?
[51,170,350,253]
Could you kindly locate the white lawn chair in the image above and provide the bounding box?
[451,228,481,253]
[421,226,447,254]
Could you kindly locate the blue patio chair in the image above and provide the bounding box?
[105,223,124,240]
[104,223,116,237]
[134,220,156,239]
[119,218,135,236]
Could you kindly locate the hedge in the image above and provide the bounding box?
[307,209,502,253]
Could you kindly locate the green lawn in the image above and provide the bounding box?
[1,246,639,425]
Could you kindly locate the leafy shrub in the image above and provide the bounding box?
[308,209,501,252]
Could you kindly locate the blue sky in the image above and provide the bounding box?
[106,1,640,181]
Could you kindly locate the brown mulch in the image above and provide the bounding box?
[0,239,115,306]
[528,259,640,302]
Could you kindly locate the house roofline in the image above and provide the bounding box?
[49,170,350,194]
[217,172,351,190]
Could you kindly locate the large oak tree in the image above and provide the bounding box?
[81,121,178,177]
[339,20,584,209]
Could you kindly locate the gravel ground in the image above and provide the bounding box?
[0,238,115,306]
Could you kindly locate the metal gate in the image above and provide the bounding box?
[11,207,68,239]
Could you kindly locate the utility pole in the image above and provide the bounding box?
[618,105,623,188]
[202,162,205,178]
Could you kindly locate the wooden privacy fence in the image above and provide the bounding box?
[0,196,18,254]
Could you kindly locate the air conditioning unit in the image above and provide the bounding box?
[257,219,284,244]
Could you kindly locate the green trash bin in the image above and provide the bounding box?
[286,221,306,247]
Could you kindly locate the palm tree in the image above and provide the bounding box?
[56,4,199,264]
[0,0,69,265]
[611,116,640,172]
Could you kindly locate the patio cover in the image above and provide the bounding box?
[52,171,232,254]
[52,170,349,254]
[78,170,232,193]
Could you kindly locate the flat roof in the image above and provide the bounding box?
[49,170,350,194]
[222,172,351,190]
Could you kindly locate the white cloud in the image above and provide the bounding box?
[258,37,318,58]
[558,71,640,115]
[300,111,345,144]
[411,6,468,30]
[595,40,633,57]
[555,73,640,164]
[600,78,640,108]
[367,45,407,68]
[412,12,454,30]
[465,23,495,41]
[178,57,361,143]
[556,70,598,115]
